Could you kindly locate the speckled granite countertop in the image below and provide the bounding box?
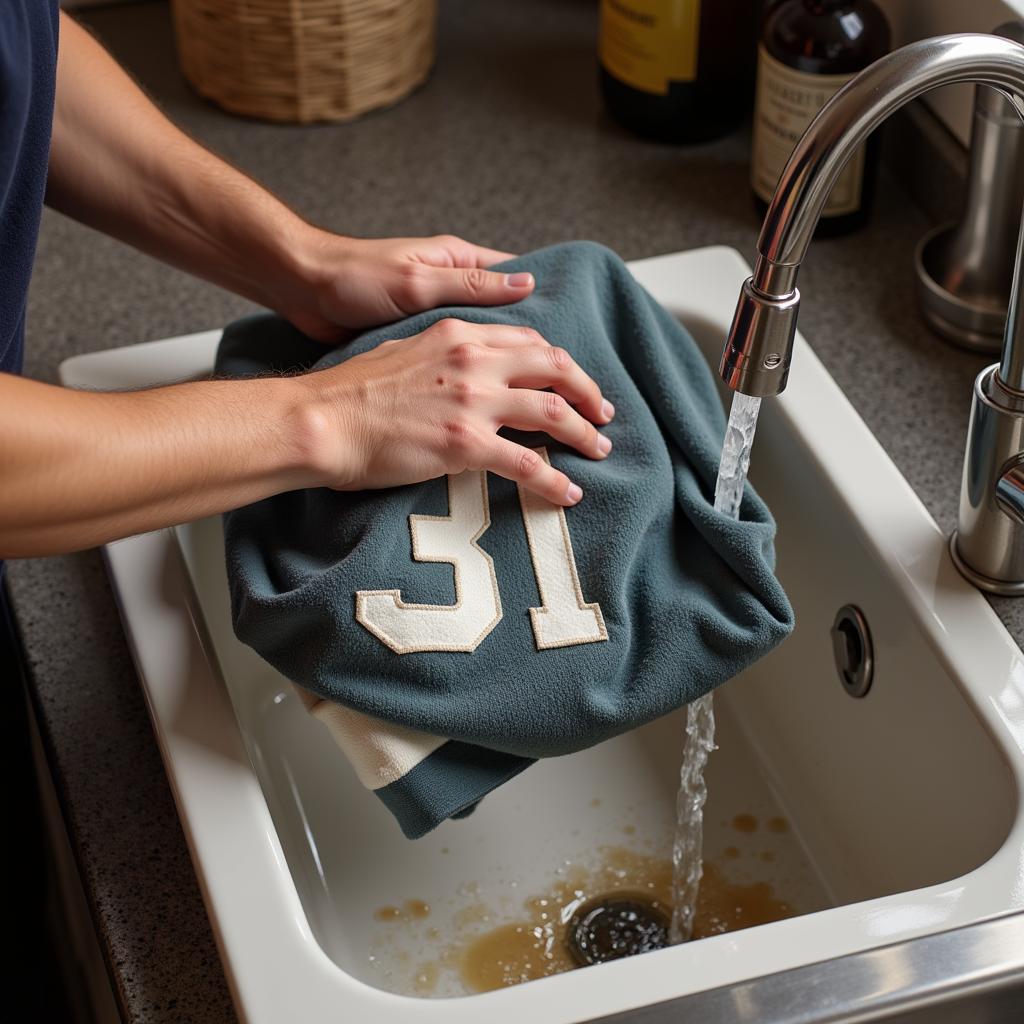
[7,1,1014,1021]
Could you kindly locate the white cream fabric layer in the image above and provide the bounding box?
[296,686,446,790]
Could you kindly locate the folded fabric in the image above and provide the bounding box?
[216,241,794,839]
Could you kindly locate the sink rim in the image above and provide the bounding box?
[65,245,1024,1024]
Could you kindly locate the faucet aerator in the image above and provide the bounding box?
[720,278,799,399]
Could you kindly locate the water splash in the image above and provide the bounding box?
[670,392,762,944]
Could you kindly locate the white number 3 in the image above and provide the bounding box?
[355,448,607,654]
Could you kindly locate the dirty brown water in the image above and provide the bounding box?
[374,898,432,923]
[370,813,799,996]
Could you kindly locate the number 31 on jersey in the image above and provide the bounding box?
[355,448,607,654]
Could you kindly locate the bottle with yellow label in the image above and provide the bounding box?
[751,0,890,236]
[599,0,758,144]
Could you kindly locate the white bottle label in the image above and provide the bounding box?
[751,44,866,218]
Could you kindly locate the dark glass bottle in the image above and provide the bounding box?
[599,1,758,145]
[751,0,890,236]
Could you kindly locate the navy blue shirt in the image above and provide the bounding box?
[0,0,58,378]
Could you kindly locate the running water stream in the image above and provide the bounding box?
[670,392,762,944]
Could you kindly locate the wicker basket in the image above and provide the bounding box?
[171,0,437,124]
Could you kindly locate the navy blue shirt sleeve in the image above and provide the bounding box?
[0,0,59,377]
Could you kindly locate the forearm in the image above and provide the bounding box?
[0,313,613,557]
[0,373,326,558]
[47,14,317,318]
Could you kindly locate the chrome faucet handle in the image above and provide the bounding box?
[950,368,1024,594]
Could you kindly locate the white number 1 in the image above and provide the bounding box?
[515,450,607,649]
[356,448,607,654]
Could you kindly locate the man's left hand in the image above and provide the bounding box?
[280,232,536,342]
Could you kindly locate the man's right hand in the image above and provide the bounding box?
[303,318,615,507]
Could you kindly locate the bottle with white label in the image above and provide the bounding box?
[751,0,890,237]
[599,0,758,144]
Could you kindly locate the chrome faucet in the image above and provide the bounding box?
[720,33,1024,596]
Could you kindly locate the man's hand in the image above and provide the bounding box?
[281,233,536,342]
[308,318,615,505]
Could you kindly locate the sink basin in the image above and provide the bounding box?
[60,246,1024,1023]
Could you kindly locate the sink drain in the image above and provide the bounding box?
[566,893,670,966]
[831,604,874,698]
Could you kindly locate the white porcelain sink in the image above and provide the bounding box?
[61,247,1024,1023]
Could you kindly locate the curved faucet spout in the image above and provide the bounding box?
[721,33,1024,399]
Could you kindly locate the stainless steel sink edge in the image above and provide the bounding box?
[591,909,1024,1024]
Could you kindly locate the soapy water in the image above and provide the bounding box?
[670,392,762,944]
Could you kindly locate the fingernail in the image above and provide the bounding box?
[566,483,583,504]
[597,434,612,456]
[602,399,615,421]
[506,272,534,289]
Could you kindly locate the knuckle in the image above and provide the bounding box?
[516,448,541,477]
[461,267,491,297]
[549,346,571,371]
[450,341,481,367]
[452,379,477,404]
[442,419,475,454]
[521,326,547,346]
[397,262,429,308]
[543,392,568,422]
[434,316,464,339]
[435,233,461,249]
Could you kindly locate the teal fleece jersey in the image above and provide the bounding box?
[216,241,794,838]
